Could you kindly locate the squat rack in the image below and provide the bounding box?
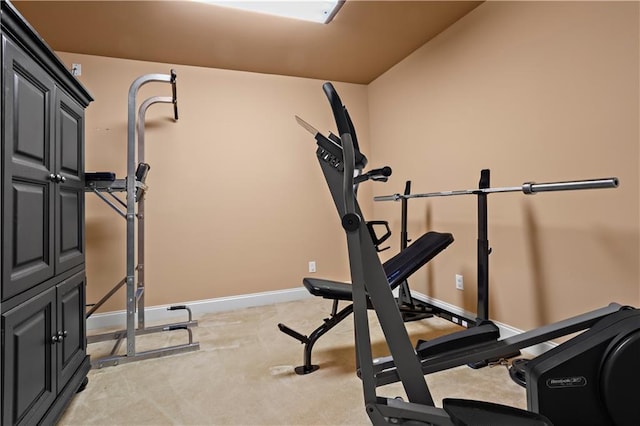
[85,70,199,368]
[375,172,619,323]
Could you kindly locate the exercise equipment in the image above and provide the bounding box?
[395,180,435,320]
[526,309,640,426]
[278,230,455,374]
[376,171,618,326]
[278,119,477,375]
[303,81,637,425]
[85,71,199,368]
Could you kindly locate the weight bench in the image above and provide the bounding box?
[278,230,454,374]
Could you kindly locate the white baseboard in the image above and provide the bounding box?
[87,285,555,356]
[86,287,312,331]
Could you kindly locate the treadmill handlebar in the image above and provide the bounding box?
[370,166,392,179]
[323,82,358,217]
[322,82,350,138]
[354,166,392,184]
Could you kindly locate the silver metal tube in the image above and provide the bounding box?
[92,189,126,218]
[483,186,523,194]
[523,177,619,194]
[86,276,127,318]
[108,192,127,208]
[92,343,200,369]
[126,72,173,356]
[375,177,619,202]
[374,189,477,201]
[136,95,175,331]
[374,194,402,202]
[137,96,174,162]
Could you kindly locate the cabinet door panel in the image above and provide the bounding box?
[12,180,50,270]
[56,272,86,389]
[58,188,82,264]
[55,89,85,273]
[2,287,57,426]
[2,36,55,300]
[15,72,48,164]
[59,102,81,176]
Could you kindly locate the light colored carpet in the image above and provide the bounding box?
[59,298,527,425]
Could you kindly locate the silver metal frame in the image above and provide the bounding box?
[374,178,619,201]
[86,71,199,368]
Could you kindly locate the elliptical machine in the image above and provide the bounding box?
[302,81,639,425]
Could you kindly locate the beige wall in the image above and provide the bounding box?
[60,1,639,331]
[59,52,369,313]
[368,1,640,330]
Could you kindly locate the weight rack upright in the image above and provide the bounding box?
[85,70,199,368]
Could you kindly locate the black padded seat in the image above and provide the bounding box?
[85,172,116,181]
[302,231,454,301]
[303,278,353,301]
[384,231,453,288]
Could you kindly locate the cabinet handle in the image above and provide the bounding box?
[51,331,67,344]
[48,173,67,183]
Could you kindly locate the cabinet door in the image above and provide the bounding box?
[54,89,85,274]
[2,287,57,426]
[1,35,56,300]
[56,271,87,390]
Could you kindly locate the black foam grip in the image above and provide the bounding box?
[373,166,392,177]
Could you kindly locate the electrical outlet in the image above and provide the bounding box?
[455,274,464,290]
[308,261,316,273]
[71,63,82,76]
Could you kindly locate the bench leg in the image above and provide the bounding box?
[279,302,355,374]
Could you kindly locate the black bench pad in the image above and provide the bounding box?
[303,278,353,301]
[302,231,454,300]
